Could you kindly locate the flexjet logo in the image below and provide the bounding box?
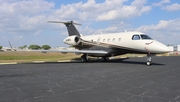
[145,41,153,45]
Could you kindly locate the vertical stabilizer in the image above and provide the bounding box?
[8,41,16,51]
[48,21,81,36]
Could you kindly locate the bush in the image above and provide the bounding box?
[41,45,51,50]
[28,44,41,50]
[18,45,27,49]
[0,46,2,50]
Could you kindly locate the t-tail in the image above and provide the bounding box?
[48,21,81,37]
[8,41,16,51]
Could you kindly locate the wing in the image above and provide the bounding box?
[20,49,108,55]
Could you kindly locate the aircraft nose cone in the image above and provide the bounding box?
[161,45,170,53]
[148,40,170,53]
[154,41,170,53]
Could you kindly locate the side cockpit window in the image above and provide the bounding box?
[132,35,140,40]
[140,35,152,40]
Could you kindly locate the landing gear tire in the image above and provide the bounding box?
[146,61,151,66]
[81,54,88,62]
[102,57,109,62]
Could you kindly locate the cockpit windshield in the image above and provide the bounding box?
[140,35,152,40]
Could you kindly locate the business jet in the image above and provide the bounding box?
[39,21,170,65]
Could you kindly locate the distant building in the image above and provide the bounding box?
[167,46,174,52]
[177,45,180,51]
[167,45,180,52]
[2,47,12,51]
[174,45,178,51]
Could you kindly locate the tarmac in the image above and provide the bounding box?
[0,56,180,102]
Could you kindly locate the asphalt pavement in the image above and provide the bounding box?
[0,56,180,102]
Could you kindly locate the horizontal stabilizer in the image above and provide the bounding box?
[48,21,82,26]
[48,20,81,36]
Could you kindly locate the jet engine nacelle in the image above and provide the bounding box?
[63,35,81,46]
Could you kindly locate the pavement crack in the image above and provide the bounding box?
[174,95,180,101]
[65,87,92,94]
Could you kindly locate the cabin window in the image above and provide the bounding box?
[118,38,121,42]
[132,35,140,40]
[108,38,110,42]
[113,38,115,42]
[140,35,152,40]
[103,39,105,42]
[97,39,100,42]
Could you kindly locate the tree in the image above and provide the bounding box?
[41,45,51,50]
[18,46,24,49]
[28,44,41,50]
[0,46,2,50]
[23,45,27,48]
[19,45,27,49]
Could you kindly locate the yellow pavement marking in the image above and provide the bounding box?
[0,62,17,65]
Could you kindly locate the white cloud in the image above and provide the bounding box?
[0,0,54,33]
[79,26,95,35]
[131,0,146,6]
[34,30,42,36]
[153,1,180,12]
[95,26,118,34]
[53,0,151,21]
[0,0,54,15]
[96,0,151,21]
[153,0,171,6]
[137,19,180,31]
[53,0,128,21]
[1,36,7,41]
[162,3,180,11]
[14,36,23,40]
[89,21,131,34]
[136,18,180,44]
[0,0,152,35]
[0,0,179,46]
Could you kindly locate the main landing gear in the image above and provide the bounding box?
[81,54,88,62]
[81,54,109,62]
[147,54,152,66]
[102,56,109,62]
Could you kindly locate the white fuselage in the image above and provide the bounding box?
[64,31,170,56]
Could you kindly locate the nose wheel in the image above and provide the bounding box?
[147,54,152,66]
[147,61,151,66]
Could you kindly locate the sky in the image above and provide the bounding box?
[0,0,180,47]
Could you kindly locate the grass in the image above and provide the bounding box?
[0,52,80,63]
[0,51,177,63]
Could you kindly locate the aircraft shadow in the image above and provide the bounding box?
[117,60,165,66]
[0,73,34,78]
[26,58,165,66]
[87,58,165,66]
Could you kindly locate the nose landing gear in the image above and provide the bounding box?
[147,54,152,66]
